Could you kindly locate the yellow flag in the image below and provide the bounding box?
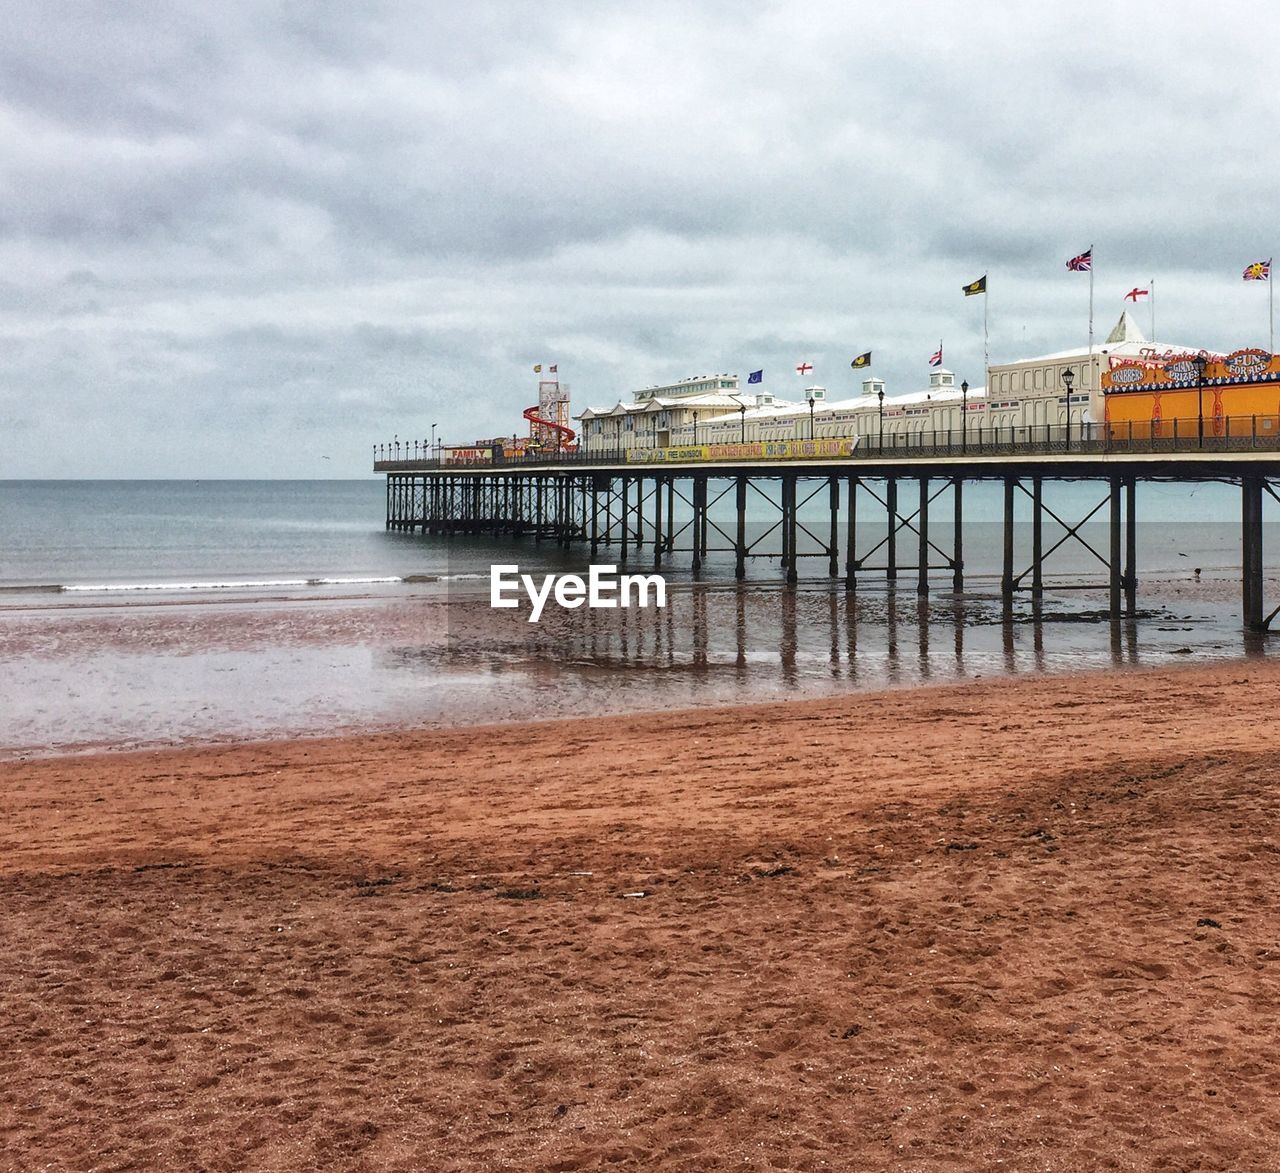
[533,364,542,373]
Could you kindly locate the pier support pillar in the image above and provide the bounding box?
[917,476,930,596]
[654,475,664,568]
[952,476,964,594]
[886,477,898,584]
[828,476,839,577]
[1124,475,1137,614]
[1001,478,1015,604]
[692,476,706,575]
[783,475,798,585]
[1243,475,1265,630]
[844,475,857,591]
[1109,475,1123,617]
[735,476,747,581]
[1031,476,1044,602]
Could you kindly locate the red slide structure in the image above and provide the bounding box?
[523,404,576,450]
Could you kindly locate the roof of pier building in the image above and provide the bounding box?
[989,312,1216,392]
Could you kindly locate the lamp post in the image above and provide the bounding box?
[1061,367,1074,451]
[877,387,885,452]
[431,422,437,459]
[739,402,746,443]
[1193,353,1207,447]
[692,410,699,446]
[960,380,969,452]
[808,397,816,440]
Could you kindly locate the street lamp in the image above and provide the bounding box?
[877,387,885,451]
[739,402,746,442]
[1192,353,1208,447]
[808,397,816,440]
[1062,367,1075,451]
[431,422,437,459]
[692,410,699,445]
[960,380,969,452]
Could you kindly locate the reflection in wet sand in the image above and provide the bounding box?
[0,577,1274,757]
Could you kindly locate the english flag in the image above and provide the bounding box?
[796,361,814,376]
[1125,287,1149,302]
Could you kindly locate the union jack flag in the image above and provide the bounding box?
[1243,259,1271,281]
[1066,248,1092,272]
[929,344,943,367]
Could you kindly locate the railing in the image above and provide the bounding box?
[374,416,1280,470]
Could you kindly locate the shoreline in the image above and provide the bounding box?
[1,638,1274,764]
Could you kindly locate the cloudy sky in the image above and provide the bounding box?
[3,0,1278,477]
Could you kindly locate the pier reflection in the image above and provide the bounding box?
[413,577,1268,728]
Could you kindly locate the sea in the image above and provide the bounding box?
[0,478,1275,757]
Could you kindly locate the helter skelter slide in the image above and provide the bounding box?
[524,378,577,452]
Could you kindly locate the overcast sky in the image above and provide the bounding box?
[3,0,1278,477]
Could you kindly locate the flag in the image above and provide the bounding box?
[795,361,814,376]
[747,370,763,384]
[533,364,542,373]
[1244,259,1272,281]
[962,275,986,296]
[1066,249,1092,272]
[929,344,943,367]
[1125,287,1149,302]
[850,352,871,369]
[549,364,558,373]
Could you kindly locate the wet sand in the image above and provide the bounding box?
[3,657,1280,1169]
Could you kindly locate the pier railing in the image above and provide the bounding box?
[374,416,1280,470]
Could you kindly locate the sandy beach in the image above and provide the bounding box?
[2,657,1280,1170]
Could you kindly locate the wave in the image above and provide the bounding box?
[0,573,466,595]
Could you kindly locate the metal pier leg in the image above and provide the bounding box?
[665,477,675,553]
[735,475,747,581]
[828,476,839,577]
[654,475,664,568]
[1124,475,1137,615]
[385,477,391,530]
[886,476,898,584]
[590,477,600,560]
[692,476,705,575]
[1109,475,1122,618]
[1243,475,1264,630]
[952,476,964,593]
[917,476,929,596]
[637,475,646,550]
[535,477,544,542]
[620,476,629,562]
[1002,478,1015,604]
[1031,476,1044,602]
[845,475,857,591]
[604,476,613,547]
[784,475,798,585]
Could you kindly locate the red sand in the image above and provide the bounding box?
[3,658,1280,1170]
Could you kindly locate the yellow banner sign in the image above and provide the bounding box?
[625,438,857,464]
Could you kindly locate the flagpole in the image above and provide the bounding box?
[984,276,990,374]
[1270,259,1274,353]
[1087,244,1095,359]
[1150,277,1156,343]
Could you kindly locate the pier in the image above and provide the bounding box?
[375,430,1280,631]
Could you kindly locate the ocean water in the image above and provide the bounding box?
[0,478,1275,756]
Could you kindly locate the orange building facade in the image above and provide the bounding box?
[1102,348,1280,441]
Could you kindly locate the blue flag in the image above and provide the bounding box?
[747,370,763,384]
